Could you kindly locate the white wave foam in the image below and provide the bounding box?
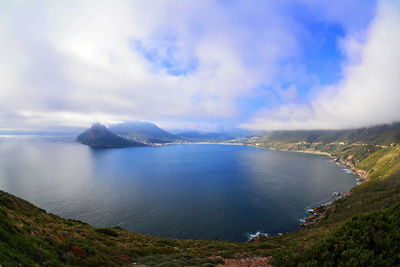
[247,231,269,241]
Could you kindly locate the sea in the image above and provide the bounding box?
[0,135,357,242]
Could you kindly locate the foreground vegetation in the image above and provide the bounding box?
[0,189,279,266]
[268,148,400,266]
[292,202,400,266]
[1,123,400,266]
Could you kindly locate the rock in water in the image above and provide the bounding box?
[76,123,146,148]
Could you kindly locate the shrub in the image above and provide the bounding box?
[95,228,119,237]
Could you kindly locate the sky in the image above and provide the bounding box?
[0,0,399,132]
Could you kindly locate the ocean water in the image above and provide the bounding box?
[0,137,357,242]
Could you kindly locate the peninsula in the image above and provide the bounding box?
[76,123,146,148]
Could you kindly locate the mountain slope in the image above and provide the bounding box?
[109,122,179,144]
[76,123,145,148]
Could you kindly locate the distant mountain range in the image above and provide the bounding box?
[109,122,253,143]
[175,128,252,141]
[76,121,253,147]
[175,131,234,141]
[76,123,146,148]
[77,121,400,148]
[109,122,179,144]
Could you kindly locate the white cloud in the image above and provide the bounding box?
[0,0,389,131]
[0,0,300,130]
[243,0,400,130]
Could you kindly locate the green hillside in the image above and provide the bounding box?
[286,201,400,266]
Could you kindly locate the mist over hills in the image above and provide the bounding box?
[76,121,253,147]
[254,122,400,146]
[174,128,251,142]
[75,121,400,148]
[109,121,180,144]
[109,121,253,143]
[175,131,233,141]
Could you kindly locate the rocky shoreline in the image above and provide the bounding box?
[248,145,370,231]
[257,144,370,185]
[332,155,368,183]
[298,153,368,227]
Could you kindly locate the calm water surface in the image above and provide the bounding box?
[0,136,357,242]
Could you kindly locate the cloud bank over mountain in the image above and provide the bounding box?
[0,0,397,131]
[243,0,400,130]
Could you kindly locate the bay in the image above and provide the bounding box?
[0,137,357,242]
